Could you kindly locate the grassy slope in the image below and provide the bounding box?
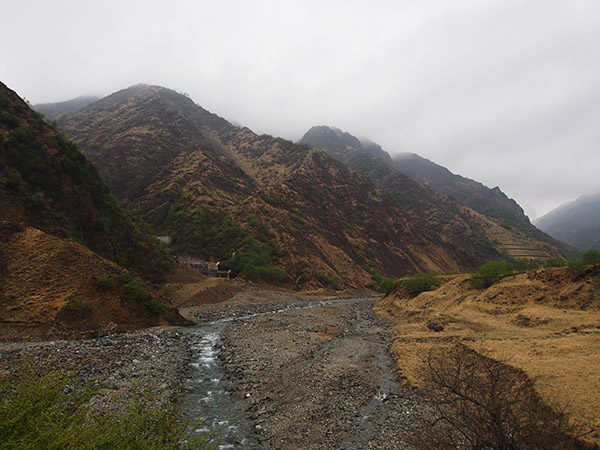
[374,266,600,444]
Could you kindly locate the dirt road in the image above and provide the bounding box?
[217,297,428,449]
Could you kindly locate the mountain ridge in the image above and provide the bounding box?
[300,125,575,261]
[56,85,523,289]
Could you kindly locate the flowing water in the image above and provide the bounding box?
[181,298,369,448]
[182,322,257,449]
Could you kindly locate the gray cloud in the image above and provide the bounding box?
[3,0,599,219]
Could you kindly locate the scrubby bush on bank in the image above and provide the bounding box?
[470,259,539,289]
[412,345,592,449]
[402,273,440,295]
[0,362,214,450]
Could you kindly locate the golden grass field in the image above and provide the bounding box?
[374,267,600,444]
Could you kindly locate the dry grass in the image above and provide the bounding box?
[374,267,600,444]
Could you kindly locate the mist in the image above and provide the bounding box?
[3,0,600,219]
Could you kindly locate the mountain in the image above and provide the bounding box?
[0,81,181,340]
[392,152,527,227]
[55,85,526,289]
[534,193,600,250]
[300,126,574,261]
[33,95,99,121]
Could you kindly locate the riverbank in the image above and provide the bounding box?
[0,327,193,413]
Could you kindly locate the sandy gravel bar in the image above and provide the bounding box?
[218,297,429,449]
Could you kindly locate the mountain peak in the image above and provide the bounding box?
[301,125,392,162]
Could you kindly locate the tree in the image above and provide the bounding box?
[411,345,593,449]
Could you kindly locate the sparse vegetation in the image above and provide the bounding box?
[318,271,339,289]
[147,297,170,316]
[96,275,116,291]
[402,273,440,295]
[369,270,399,294]
[63,296,92,318]
[120,279,152,303]
[470,258,539,289]
[568,258,589,275]
[0,361,214,450]
[582,249,600,265]
[546,257,567,268]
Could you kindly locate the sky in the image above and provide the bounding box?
[2,0,600,220]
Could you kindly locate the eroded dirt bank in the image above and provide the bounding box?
[217,297,429,449]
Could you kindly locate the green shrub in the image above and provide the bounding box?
[4,170,23,191]
[402,273,440,295]
[511,258,540,272]
[582,249,600,265]
[567,259,587,275]
[121,280,151,303]
[289,212,304,224]
[299,272,310,284]
[470,260,513,289]
[317,271,339,289]
[0,362,214,450]
[96,276,115,291]
[0,111,21,128]
[147,298,169,316]
[379,277,399,294]
[545,258,567,268]
[159,287,176,299]
[369,270,399,294]
[117,272,133,284]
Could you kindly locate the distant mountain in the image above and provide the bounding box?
[54,85,528,289]
[0,82,180,339]
[34,95,99,121]
[301,125,575,261]
[534,193,600,250]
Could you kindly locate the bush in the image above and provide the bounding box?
[402,273,440,295]
[96,276,115,291]
[412,345,590,449]
[117,272,133,284]
[0,362,214,450]
[470,260,514,289]
[121,280,151,303]
[582,249,600,265]
[318,271,339,289]
[545,258,567,268]
[147,298,169,316]
[567,259,588,275]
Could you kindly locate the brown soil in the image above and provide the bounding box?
[0,224,172,341]
[374,266,600,444]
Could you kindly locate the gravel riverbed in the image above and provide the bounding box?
[0,296,432,449]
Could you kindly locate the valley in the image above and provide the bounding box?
[0,291,429,450]
[2,80,598,448]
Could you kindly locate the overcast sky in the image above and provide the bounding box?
[2,0,600,219]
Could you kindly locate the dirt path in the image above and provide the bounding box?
[218,297,428,449]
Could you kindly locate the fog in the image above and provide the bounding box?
[3,0,600,219]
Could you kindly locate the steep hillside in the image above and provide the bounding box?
[0,82,181,339]
[0,82,170,281]
[34,95,99,121]
[301,126,571,262]
[375,266,600,444]
[393,152,527,226]
[535,193,600,250]
[55,85,521,289]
